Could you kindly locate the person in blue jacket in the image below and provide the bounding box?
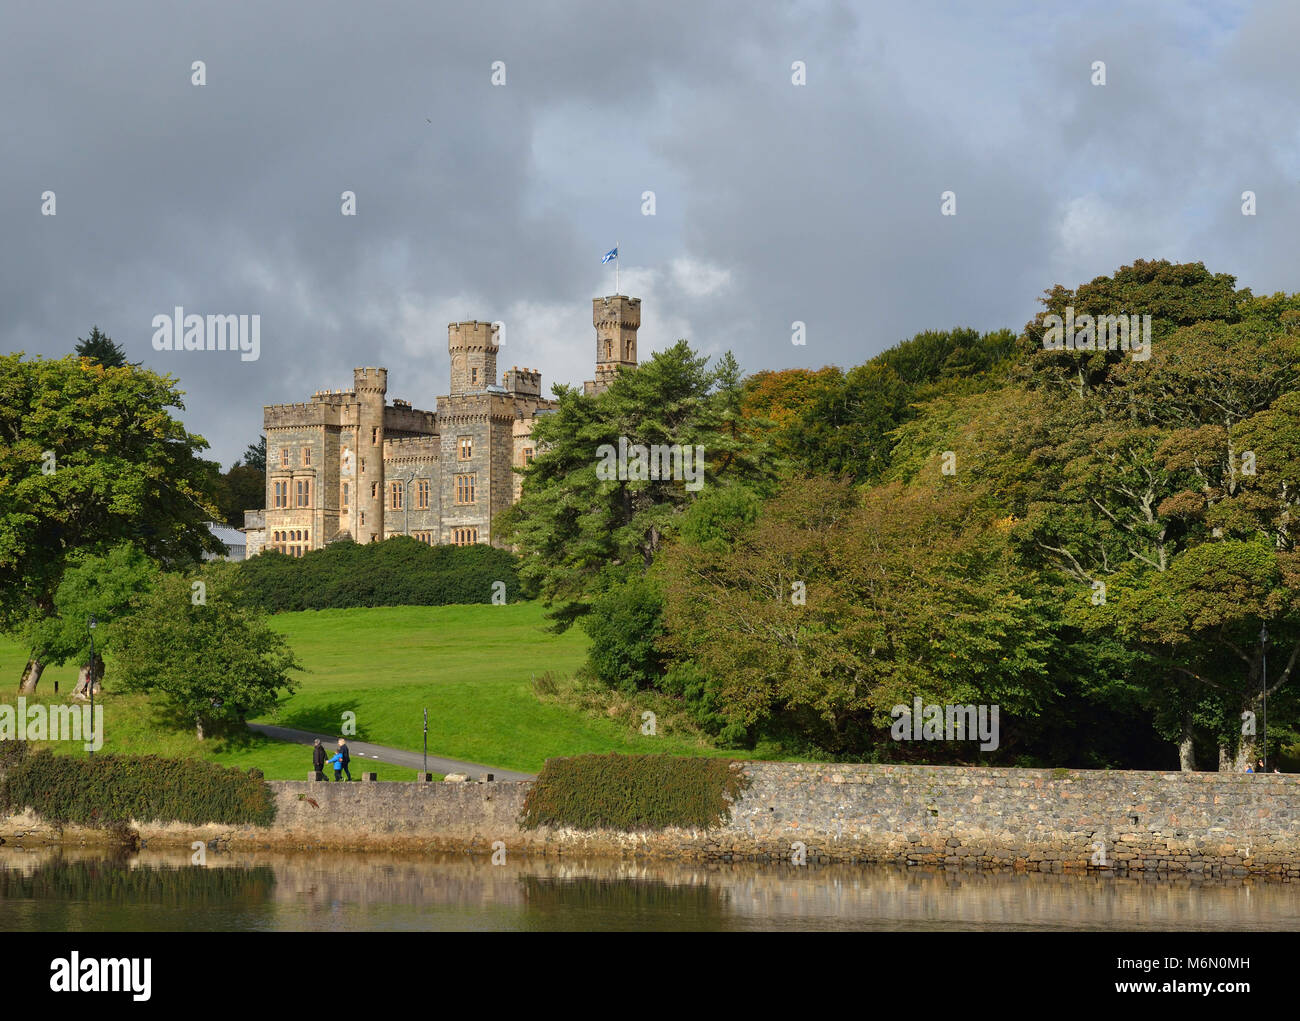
[326,749,344,781]
[336,738,352,781]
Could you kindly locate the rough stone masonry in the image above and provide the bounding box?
[4,763,1300,877]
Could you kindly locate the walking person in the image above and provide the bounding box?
[327,748,344,781]
[312,738,327,780]
[337,737,352,781]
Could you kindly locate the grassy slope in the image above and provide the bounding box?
[258,603,735,772]
[0,602,738,776]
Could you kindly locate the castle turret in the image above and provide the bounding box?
[448,321,499,396]
[354,366,387,543]
[585,295,640,395]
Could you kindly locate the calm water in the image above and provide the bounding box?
[1,847,1298,931]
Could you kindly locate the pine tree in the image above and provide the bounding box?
[74,326,128,368]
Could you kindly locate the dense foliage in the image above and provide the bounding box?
[0,353,222,691]
[238,536,524,611]
[519,753,750,830]
[0,744,276,827]
[114,563,301,739]
[506,260,1300,770]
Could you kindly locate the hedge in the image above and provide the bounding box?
[239,536,524,612]
[0,747,277,828]
[519,753,750,831]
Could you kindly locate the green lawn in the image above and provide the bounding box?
[0,602,739,775]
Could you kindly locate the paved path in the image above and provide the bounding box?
[246,723,536,781]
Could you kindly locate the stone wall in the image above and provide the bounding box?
[7,764,1300,876]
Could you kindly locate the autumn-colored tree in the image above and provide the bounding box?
[657,476,1056,757]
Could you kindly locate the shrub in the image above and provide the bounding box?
[0,751,277,828]
[519,753,750,831]
[581,576,665,692]
[239,536,524,612]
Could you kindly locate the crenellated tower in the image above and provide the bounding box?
[354,366,387,543]
[448,321,499,395]
[585,295,640,395]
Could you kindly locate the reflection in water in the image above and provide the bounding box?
[519,874,728,932]
[0,847,1295,931]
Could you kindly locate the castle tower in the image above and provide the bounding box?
[448,321,499,396]
[354,366,387,543]
[586,295,640,395]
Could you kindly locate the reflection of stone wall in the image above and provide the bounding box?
[8,765,1300,876]
[5,847,1294,931]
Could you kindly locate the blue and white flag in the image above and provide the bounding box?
[601,247,618,264]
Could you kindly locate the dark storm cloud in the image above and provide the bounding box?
[1,0,1296,465]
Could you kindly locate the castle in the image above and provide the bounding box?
[243,293,641,555]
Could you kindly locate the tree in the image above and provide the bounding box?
[215,463,264,526]
[505,341,774,629]
[657,477,1056,758]
[113,564,301,739]
[774,327,1016,485]
[241,436,266,473]
[22,544,161,698]
[0,354,222,691]
[74,327,128,369]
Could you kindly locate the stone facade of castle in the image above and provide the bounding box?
[243,293,641,555]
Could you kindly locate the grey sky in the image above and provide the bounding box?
[3,0,1297,466]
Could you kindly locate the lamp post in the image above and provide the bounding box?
[1260,624,1269,773]
[87,616,97,757]
[423,707,428,775]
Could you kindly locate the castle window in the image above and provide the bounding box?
[390,481,403,510]
[280,448,289,468]
[342,483,349,509]
[452,527,478,546]
[296,479,311,508]
[359,512,365,526]
[372,427,379,445]
[523,448,535,465]
[459,436,472,460]
[360,457,365,473]
[604,340,612,359]
[455,474,475,505]
[417,479,430,509]
[302,447,311,466]
[413,530,433,545]
[470,367,479,385]
[371,482,379,499]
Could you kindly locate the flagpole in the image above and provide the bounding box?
[615,241,619,295]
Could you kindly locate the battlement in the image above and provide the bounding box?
[447,321,500,352]
[354,367,388,393]
[502,365,543,397]
[593,295,641,329]
[383,403,438,435]
[311,388,356,407]
[392,398,411,409]
[265,401,347,427]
